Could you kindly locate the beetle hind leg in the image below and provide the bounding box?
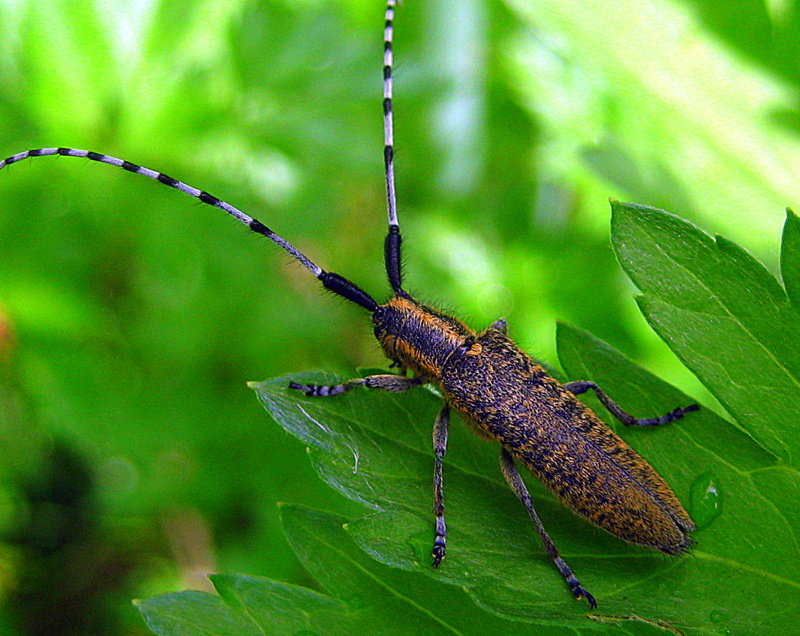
[289,374,421,397]
[499,447,597,609]
[564,380,698,427]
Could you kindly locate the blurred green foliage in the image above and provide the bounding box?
[0,0,799,633]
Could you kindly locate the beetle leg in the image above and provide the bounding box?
[564,380,699,427]
[431,403,450,567]
[289,374,420,397]
[499,447,597,609]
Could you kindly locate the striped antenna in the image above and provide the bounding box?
[0,148,378,311]
[383,0,398,228]
[383,0,404,295]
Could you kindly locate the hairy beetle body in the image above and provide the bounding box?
[372,295,473,380]
[375,295,695,555]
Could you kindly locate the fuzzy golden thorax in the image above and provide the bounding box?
[372,296,478,379]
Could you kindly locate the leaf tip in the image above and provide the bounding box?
[609,198,624,215]
[555,320,574,332]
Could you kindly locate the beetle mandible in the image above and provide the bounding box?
[0,0,699,608]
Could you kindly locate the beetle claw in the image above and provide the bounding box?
[573,585,597,609]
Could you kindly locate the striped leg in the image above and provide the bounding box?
[563,381,699,427]
[431,403,450,567]
[499,448,597,609]
[289,374,420,397]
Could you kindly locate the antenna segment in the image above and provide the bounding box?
[0,147,377,311]
[382,0,404,295]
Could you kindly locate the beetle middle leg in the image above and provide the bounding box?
[499,447,597,609]
[563,380,698,427]
[289,374,421,397]
[431,403,450,567]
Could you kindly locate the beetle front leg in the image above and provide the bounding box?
[499,447,597,609]
[289,374,421,397]
[431,403,450,567]
[564,380,698,427]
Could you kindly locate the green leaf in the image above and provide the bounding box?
[611,200,800,466]
[137,503,590,635]
[556,322,799,633]
[136,573,360,635]
[249,358,800,633]
[135,590,261,636]
[782,208,800,308]
[280,504,584,635]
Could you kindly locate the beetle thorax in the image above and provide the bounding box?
[372,296,477,379]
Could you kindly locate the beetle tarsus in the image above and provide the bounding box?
[573,584,597,609]
[431,540,446,568]
[288,381,348,397]
[630,402,699,427]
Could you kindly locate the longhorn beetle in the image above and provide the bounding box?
[0,0,699,609]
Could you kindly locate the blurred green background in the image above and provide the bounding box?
[0,0,798,633]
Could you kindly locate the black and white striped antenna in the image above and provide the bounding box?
[382,0,405,296]
[0,2,408,308]
[0,146,377,311]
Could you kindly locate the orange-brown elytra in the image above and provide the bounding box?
[0,0,699,609]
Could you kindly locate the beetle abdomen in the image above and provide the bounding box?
[441,327,695,554]
[513,428,694,553]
